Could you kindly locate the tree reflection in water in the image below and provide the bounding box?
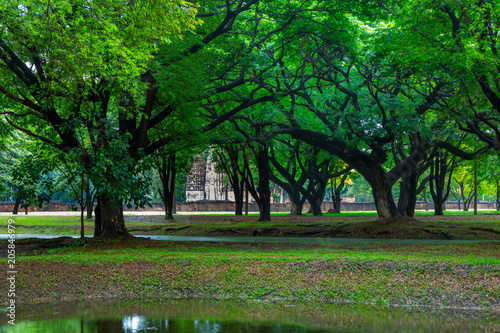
[65,316,321,333]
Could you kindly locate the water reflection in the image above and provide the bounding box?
[1,317,335,333]
[0,299,498,333]
[121,317,313,333]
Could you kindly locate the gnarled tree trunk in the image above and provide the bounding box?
[268,145,307,216]
[429,152,454,216]
[96,194,131,238]
[290,201,303,215]
[397,171,418,217]
[365,166,399,219]
[308,182,326,216]
[256,144,271,221]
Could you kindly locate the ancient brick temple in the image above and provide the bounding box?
[185,152,234,202]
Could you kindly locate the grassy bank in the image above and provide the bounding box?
[1,238,499,315]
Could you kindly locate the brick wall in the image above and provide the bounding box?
[0,200,496,213]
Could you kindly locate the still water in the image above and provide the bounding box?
[0,300,497,333]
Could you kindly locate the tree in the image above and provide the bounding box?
[478,153,500,210]
[451,161,476,211]
[272,3,491,220]
[269,139,336,216]
[213,143,247,216]
[0,0,201,236]
[0,134,55,214]
[156,153,177,220]
[429,151,456,216]
[2,0,339,236]
[390,1,500,152]
[2,0,298,237]
[153,148,196,220]
[329,162,353,213]
[269,140,308,215]
[279,65,445,219]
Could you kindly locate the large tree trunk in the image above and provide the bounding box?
[372,185,399,218]
[257,145,271,221]
[397,172,418,217]
[309,183,326,216]
[166,162,176,220]
[284,128,401,219]
[366,167,399,219]
[290,201,303,215]
[97,194,131,238]
[309,200,323,216]
[162,180,175,220]
[268,145,305,216]
[432,176,445,216]
[333,194,341,213]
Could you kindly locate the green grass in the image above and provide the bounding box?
[24,240,500,265]
[3,216,84,225]
[0,216,94,235]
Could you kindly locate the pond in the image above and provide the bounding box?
[0,299,497,333]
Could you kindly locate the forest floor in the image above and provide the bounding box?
[0,212,499,325]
